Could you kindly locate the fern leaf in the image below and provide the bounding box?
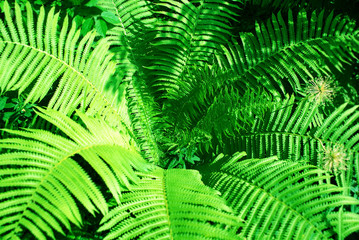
[94,0,157,80]
[0,108,150,240]
[217,9,359,96]
[218,99,359,196]
[327,211,359,239]
[91,0,165,164]
[98,167,242,240]
[200,152,359,239]
[126,74,166,164]
[147,0,240,99]
[163,64,274,158]
[0,1,128,130]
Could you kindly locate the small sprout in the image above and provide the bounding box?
[305,76,336,105]
[320,141,349,172]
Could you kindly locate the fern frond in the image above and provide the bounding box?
[94,0,156,33]
[147,0,241,99]
[222,96,317,159]
[164,64,226,133]
[219,99,359,195]
[126,74,166,164]
[0,1,128,130]
[163,64,274,157]
[217,9,359,96]
[224,97,359,160]
[98,168,242,240]
[0,108,149,240]
[191,86,274,154]
[91,0,165,164]
[327,211,359,239]
[94,0,157,79]
[200,152,359,239]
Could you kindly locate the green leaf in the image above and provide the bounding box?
[81,18,94,36]
[85,0,100,8]
[95,18,107,37]
[3,111,14,120]
[24,111,31,117]
[189,155,200,164]
[0,96,7,110]
[5,103,16,108]
[101,11,121,25]
[73,15,83,28]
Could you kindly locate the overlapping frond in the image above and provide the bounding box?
[217,9,359,96]
[218,98,359,194]
[147,0,241,99]
[190,86,274,154]
[94,0,157,79]
[0,108,149,240]
[200,152,359,239]
[193,88,273,139]
[0,1,358,239]
[164,65,227,134]
[94,0,156,36]
[98,168,242,240]
[163,64,274,157]
[92,0,165,164]
[0,1,131,130]
[221,96,318,159]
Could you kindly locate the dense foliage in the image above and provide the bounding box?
[0,0,359,239]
